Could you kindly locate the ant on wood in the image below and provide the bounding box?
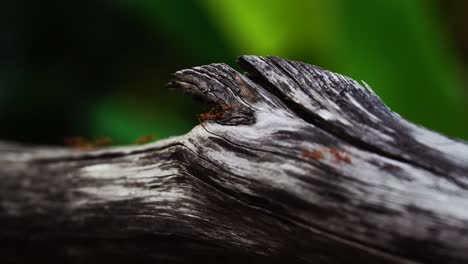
[303,148,351,164]
[329,148,351,164]
[302,150,325,160]
[65,134,157,150]
[198,105,232,123]
[135,134,156,145]
[64,137,112,151]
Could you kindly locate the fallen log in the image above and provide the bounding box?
[1,56,467,263]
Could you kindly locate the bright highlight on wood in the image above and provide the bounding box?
[1,56,467,263]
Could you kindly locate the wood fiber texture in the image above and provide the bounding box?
[1,56,468,263]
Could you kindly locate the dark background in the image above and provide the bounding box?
[0,0,467,145]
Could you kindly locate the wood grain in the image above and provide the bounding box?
[1,56,467,263]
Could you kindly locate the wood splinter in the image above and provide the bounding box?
[1,55,468,264]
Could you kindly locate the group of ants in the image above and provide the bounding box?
[64,106,351,164]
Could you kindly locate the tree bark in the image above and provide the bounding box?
[1,56,467,263]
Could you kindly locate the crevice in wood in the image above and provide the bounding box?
[237,55,468,188]
[1,55,468,263]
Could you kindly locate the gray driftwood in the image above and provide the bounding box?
[1,56,468,263]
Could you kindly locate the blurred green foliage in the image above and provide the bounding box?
[201,0,467,138]
[98,0,467,143]
[1,0,466,144]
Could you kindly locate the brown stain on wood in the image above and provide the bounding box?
[236,75,257,101]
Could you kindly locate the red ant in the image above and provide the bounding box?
[329,148,352,164]
[198,105,232,123]
[303,148,352,164]
[64,136,112,151]
[135,134,156,145]
[302,150,324,160]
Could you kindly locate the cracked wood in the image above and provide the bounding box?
[1,56,468,263]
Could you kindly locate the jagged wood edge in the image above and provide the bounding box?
[1,56,468,263]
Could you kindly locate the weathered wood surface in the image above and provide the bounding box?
[1,56,468,263]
